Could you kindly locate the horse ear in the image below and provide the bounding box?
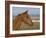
[24,11,28,14]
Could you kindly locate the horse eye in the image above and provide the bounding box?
[27,16,28,18]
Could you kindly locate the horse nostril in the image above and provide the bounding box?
[32,22,33,25]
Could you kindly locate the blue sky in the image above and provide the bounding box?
[12,7,40,16]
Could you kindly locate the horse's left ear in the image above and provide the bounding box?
[25,11,28,14]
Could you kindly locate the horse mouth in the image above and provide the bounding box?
[23,21,33,26]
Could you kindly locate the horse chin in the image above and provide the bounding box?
[29,23,33,26]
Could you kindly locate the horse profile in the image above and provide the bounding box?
[13,11,33,30]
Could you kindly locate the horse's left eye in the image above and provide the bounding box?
[27,16,28,18]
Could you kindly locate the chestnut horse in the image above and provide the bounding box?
[13,11,33,30]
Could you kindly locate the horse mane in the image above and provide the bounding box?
[18,11,28,16]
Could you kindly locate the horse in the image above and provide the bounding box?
[13,11,33,30]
